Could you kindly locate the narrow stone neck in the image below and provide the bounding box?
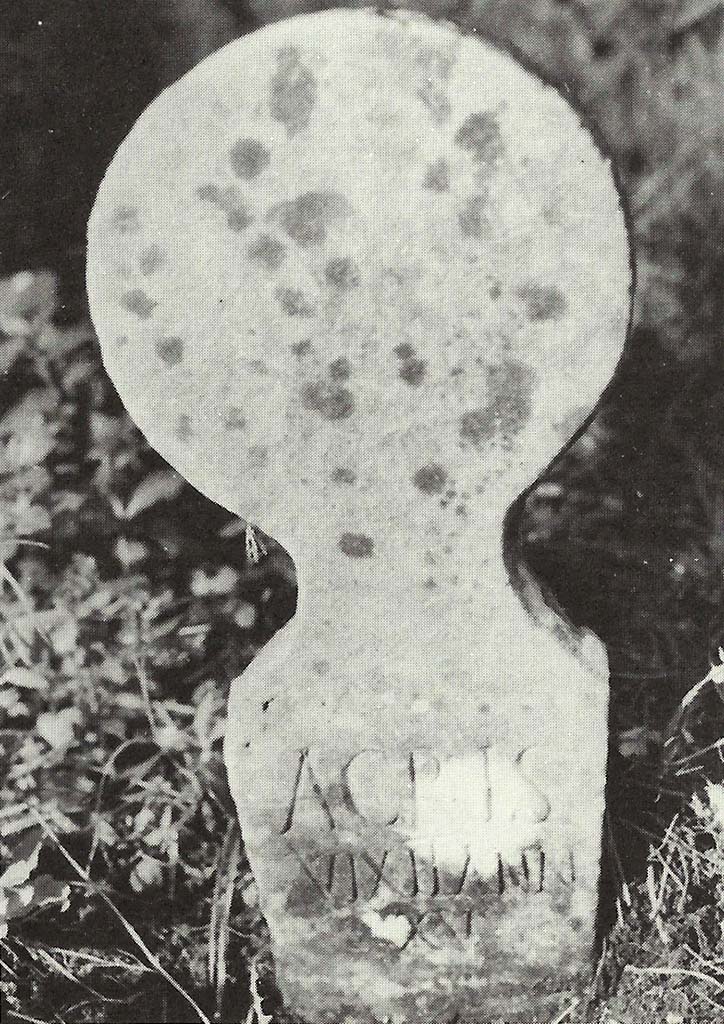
[292,516,519,641]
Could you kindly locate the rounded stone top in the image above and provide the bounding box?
[87,7,631,561]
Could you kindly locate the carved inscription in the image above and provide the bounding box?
[282,747,336,835]
[279,748,575,928]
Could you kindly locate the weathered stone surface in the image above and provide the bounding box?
[86,9,631,1022]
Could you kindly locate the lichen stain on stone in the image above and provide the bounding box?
[196,182,253,232]
[247,232,286,270]
[110,205,140,233]
[458,193,490,238]
[488,357,537,437]
[393,343,427,387]
[328,356,351,382]
[460,358,536,446]
[155,336,184,366]
[275,286,315,317]
[196,182,224,206]
[229,137,271,180]
[121,289,157,319]
[269,46,317,136]
[520,282,568,322]
[325,256,360,290]
[226,205,254,233]
[399,356,427,387]
[176,413,192,441]
[139,244,166,275]
[413,463,448,495]
[422,158,450,192]
[291,338,313,357]
[224,406,246,429]
[248,444,268,467]
[331,466,356,485]
[269,190,351,248]
[301,379,354,420]
[460,406,497,446]
[311,659,330,676]
[339,532,374,558]
[454,111,503,166]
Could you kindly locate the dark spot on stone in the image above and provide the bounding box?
[177,413,192,441]
[339,533,374,558]
[325,256,360,290]
[121,289,157,318]
[140,244,166,275]
[229,137,271,180]
[247,233,286,270]
[450,365,463,376]
[331,466,356,485]
[301,379,355,420]
[276,286,315,317]
[269,47,317,136]
[329,356,351,381]
[422,158,450,191]
[456,504,467,516]
[225,406,246,429]
[111,205,140,232]
[248,444,268,466]
[311,659,330,676]
[458,193,489,238]
[440,499,448,508]
[424,577,438,590]
[197,183,252,231]
[394,343,415,360]
[155,336,184,366]
[460,406,497,446]
[226,204,254,232]
[291,338,313,357]
[115,335,129,347]
[269,190,351,248]
[399,357,427,387]
[196,182,224,205]
[521,283,568,321]
[489,281,501,300]
[413,463,448,495]
[445,489,456,498]
[454,111,504,165]
[488,358,536,437]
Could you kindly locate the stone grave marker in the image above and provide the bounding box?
[86,8,632,1021]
